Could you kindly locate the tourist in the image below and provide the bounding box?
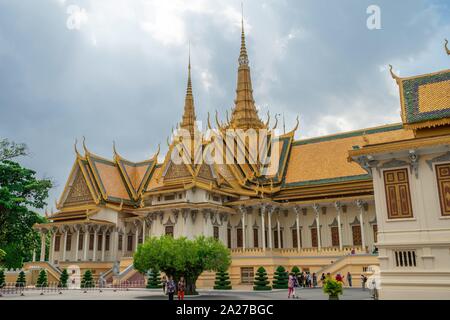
[335,273,344,283]
[312,273,317,288]
[361,274,367,291]
[347,272,352,287]
[161,275,167,294]
[177,277,185,300]
[288,274,294,298]
[320,273,326,286]
[292,274,299,298]
[167,276,176,300]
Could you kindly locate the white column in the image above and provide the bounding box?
[313,204,321,251]
[75,227,80,261]
[357,200,366,251]
[101,230,106,261]
[50,231,56,263]
[134,225,139,252]
[260,206,266,251]
[83,227,89,261]
[93,228,98,261]
[240,206,246,250]
[111,228,117,261]
[32,249,36,262]
[335,202,343,251]
[121,232,126,257]
[295,208,301,251]
[277,217,281,249]
[142,220,146,244]
[62,229,68,262]
[268,207,273,249]
[40,231,46,262]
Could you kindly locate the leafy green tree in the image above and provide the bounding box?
[253,267,271,291]
[134,235,231,295]
[36,269,48,287]
[0,248,5,262]
[0,139,27,161]
[146,269,162,289]
[291,266,300,276]
[0,269,5,288]
[59,269,69,288]
[213,269,232,290]
[15,270,26,287]
[80,270,94,288]
[272,265,289,289]
[0,139,52,268]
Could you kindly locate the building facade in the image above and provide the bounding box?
[25,20,450,298]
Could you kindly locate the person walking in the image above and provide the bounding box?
[292,274,299,299]
[161,275,167,294]
[361,274,367,291]
[312,273,317,288]
[167,276,176,300]
[288,274,294,299]
[177,277,185,300]
[320,273,326,287]
[347,272,352,287]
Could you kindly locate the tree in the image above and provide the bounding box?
[80,270,94,288]
[134,235,231,295]
[59,269,69,288]
[213,269,232,290]
[253,267,271,291]
[0,269,5,288]
[323,278,343,300]
[291,266,300,276]
[0,248,5,263]
[36,269,48,287]
[0,139,52,269]
[0,139,27,161]
[272,266,289,289]
[146,269,162,289]
[15,270,26,287]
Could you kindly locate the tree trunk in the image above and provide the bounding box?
[185,276,199,295]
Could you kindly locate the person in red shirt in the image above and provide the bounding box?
[335,273,344,283]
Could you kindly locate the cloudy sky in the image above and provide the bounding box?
[0,0,449,211]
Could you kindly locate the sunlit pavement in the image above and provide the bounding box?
[0,287,374,300]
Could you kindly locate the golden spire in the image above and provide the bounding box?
[179,43,197,137]
[445,39,450,56]
[229,5,265,130]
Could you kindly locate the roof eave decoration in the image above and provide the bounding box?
[389,63,450,130]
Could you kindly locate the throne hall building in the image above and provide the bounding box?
[26,21,450,299]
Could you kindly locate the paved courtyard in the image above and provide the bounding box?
[0,287,374,300]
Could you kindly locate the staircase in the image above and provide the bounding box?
[315,254,378,276]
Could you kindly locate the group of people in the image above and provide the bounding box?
[161,275,185,300]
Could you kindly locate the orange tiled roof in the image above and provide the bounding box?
[283,124,414,187]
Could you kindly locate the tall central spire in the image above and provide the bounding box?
[180,45,197,137]
[229,5,265,130]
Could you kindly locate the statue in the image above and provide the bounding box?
[113,261,120,275]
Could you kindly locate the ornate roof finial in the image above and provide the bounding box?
[82,136,89,155]
[74,138,81,157]
[229,3,265,131]
[445,39,450,56]
[389,64,401,83]
[272,113,279,130]
[179,42,197,138]
[113,140,118,156]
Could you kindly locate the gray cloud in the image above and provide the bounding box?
[0,0,449,210]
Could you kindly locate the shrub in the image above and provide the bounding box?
[323,278,343,299]
[36,269,48,287]
[272,266,289,289]
[15,270,26,287]
[146,269,162,289]
[0,269,5,288]
[59,269,69,288]
[213,269,232,290]
[253,267,271,291]
[80,270,94,288]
